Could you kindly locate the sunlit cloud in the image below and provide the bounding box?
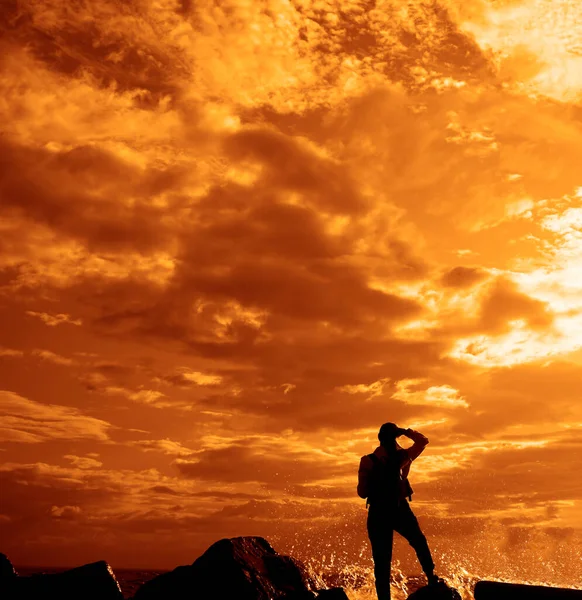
[32,349,75,367]
[64,455,103,469]
[157,368,223,387]
[102,386,181,409]
[26,311,82,326]
[51,505,82,519]
[461,0,582,101]
[392,379,469,408]
[336,379,389,398]
[130,439,194,457]
[0,391,111,443]
[0,347,23,358]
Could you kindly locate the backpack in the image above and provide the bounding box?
[366,451,413,508]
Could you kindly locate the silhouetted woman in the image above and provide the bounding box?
[358,422,440,600]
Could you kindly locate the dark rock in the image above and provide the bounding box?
[0,553,17,579]
[407,581,462,600]
[474,580,582,599]
[3,560,123,600]
[134,536,318,600]
[316,588,350,600]
[264,553,316,598]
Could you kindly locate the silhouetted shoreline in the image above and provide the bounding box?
[14,566,168,599]
[5,539,582,600]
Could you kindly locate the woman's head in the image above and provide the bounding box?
[378,422,405,446]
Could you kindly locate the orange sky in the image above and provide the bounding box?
[1,0,582,583]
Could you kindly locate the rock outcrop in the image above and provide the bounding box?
[134,536,319,600]
[407,581,462,600]
[1,559,123,600]
[316,589,350,600]
[0,553,17,579]
[474,580,582,599]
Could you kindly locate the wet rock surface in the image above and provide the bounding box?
[316,588,351,600]
[0,553,17,579]
[1,559,123,600]
[133,536,318,600]
[407,581,462,600]
[474,580,582,599]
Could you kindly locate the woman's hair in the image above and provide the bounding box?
[378,422,400,446]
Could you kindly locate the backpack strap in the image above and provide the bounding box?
[366,454,380,508]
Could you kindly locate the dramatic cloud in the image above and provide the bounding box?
[2,0,582,584]
[174,434,351,488]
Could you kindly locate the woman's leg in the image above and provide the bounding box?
[367,507,395,600]
[393,501,435,578]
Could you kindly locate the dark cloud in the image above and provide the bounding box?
[478,277,554,334]
[150,485,182,495]
[451,360,582,436]
[428,274,556,345]
[0,141,182,254]
[192,490,257,500]
[441,266,488,288]
[293,0,493,86]
[174,438,350,487]
[418,437,582,513]
[0,460,319,568]
[224,128,367,215]
[0,1,185,99]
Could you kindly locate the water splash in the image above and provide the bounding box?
[304,559,582,600]
[280,522,582,600]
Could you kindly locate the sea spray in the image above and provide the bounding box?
[276,516,582,595]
